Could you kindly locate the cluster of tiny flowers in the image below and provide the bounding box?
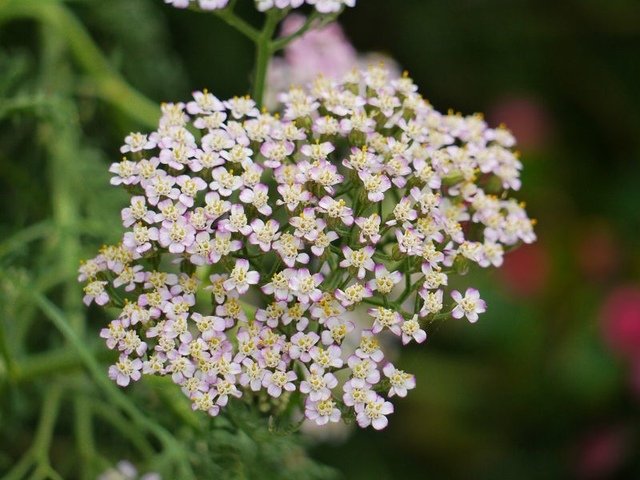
[80,65,535,430]
[165,0,355,13]
[97,461,160,480]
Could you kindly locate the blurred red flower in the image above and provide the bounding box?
[574,426,628,479]
[499,243,550,297]
[601,286,640,362]
[488,96,551,151]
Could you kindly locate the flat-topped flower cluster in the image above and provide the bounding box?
[80,65,535,430]
[166,0,355,13]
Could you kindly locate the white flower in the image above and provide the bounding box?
[262,369,297,398]
[108,355,143,387]
[339,246,375,279]
[224,259,260,294]
[451,288,487,323]
[305,398,341,426]
[383,363,416,398]
[356,395,393,430]
[83,280,109,306]
[300,366,338,402]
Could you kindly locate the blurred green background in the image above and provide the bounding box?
[1,0,639,479]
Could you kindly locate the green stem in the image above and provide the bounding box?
[91,401,156,459]
[270,11,319,52]
[216,9,260,42]
[4,385,64,480]
[3,347,110,384]
[0,0,159,128]
[0,317,16,381]
[252,10,281,107]
[0,220,52,259]
[74,397,96,480]
[270,11,341,52]
[35,293,196,480]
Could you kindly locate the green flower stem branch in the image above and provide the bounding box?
[0,0,159,129]
[199,5,344,107]
[4,385,65,480]
[252,9,283,107]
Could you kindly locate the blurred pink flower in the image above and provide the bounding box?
[573,426,628,479]
[631,360,640,400]
[499,243,550,297]
[601,286,640,362]
[488,96,551,151]
[281,14,358,79]
[266,14,400,108]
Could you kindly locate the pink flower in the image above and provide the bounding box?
[289,331,320,363]
[289,269,324,304]
[451,288,486,323]
[83,280,109,306]
[309,345,344,370]
[109,354,143,387]
[347,355,380,385]
[261,269,295,301]
[366,264,402,295]
[176,175,207,208]
[305,398,341,426]
[186,90,224,115]
[367,307,402,336]
[356,395,393,430]
[218,204,252,235]
[121,196,154,227]
[239,358,266,392]
[601,286,640,361]
[317,196,353,226]
[400,316,427,345]
[239,183,272,215]
[120,132,156,153]
[300,142,335,161]
[158,218,196,254]
[209,167,243,196]
[249,219,281,252]
[290,208,325,242]
[223,259,260,295]
[358,171,391,202]
[300,366,338,402]
[262,369,297,398]
[343,378,374,409]
[260,140,294,169]
[123,224,159,255]
[340,246,375,279]
[382,363,416,398]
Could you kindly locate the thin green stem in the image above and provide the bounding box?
[4,385,64,480]
[4,347,110,384]
[0,317,16,381]
[270,11,319,52]
[188,3,260,41]
[216,9,260,42]
[35,293,196,480]
[252,10,281,107]
[74,397,96,480]
[0,220,52,259]
[91,401,156,459]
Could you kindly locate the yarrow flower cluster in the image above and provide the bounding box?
[166,0,355,13]
[80,65,535,430]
